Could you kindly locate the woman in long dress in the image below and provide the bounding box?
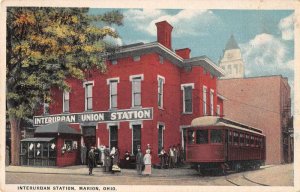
[143,149,152,176]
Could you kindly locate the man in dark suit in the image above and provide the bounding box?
[136,148,143,175]
[87,147,95,175]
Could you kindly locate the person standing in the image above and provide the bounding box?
[136,148,143,175]
[168,146,174,169]
[87,147,95,175]
[81,144,87,165]
[159,147,166,169]
[103,146,111,172]
[173,145,178,168]
[143,149,152,176]
[111,147,121,173]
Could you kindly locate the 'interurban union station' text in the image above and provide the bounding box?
[33,108,153,126]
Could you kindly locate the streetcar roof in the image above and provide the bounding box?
[190,116,265,136]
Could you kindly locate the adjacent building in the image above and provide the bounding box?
[33,21,225,164]
[218,76,293,164]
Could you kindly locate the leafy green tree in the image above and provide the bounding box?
[6,7,123,165]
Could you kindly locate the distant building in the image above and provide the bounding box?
[218,76,293,164]
[219,35,245,79]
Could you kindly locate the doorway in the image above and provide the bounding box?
[82,126,96,149]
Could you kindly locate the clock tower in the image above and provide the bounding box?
[219,35,245,79]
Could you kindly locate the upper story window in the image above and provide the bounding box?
[157,75,165,109]
[63,90,70,113]
[130,74,144,108]
[210,89,214,116]
[216,105,221,116]
[203,86,207,115]
[44,102,49,114]
[159,55,164,64]
[228,65,232,74]
[83,81,94,111]
[107,78,120,109]
[181,83,195,113]
[133,56,141,62]
[111,60,118,65]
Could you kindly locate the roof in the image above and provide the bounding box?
[190,116,264,135]
[35,122,81,135]
[21,137,55,142]
[107,42,224,77]
[225,35,239,50]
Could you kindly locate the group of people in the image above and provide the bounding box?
[83,145,121,175]
[159,144,184,169]
[83,143,183,176]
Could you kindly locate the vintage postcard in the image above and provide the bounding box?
[1,0,299,192]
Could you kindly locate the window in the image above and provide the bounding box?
[196,130,208,144]
[250,136,255,145]
[245,135,250,146]
[158,124,164,153]
[217,105,221,116]
[44,102,49,114]
[84,81,94,111]
[228,65,232,74]
[133,56,140,61]
[110,126,118,149]
[240,133,245,146]
[130,75,143,107]
[132,124,141,155]
[111,60,117,65]
[234,64,238,74]
[203,86,207,115]
[107,78,119,109]
[210,129,223,143]
[63,91,70,113]
[187,130,195,144]
[228,131,232,144]
[210,89,214,116]
[157,75,165,108]
[233,132,239,145]
[159,55,164,64]
[181,83,194,113]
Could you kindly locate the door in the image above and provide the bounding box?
[82,126,96,149]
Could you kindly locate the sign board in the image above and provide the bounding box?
[33,108,153,126]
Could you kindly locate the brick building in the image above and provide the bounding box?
[33,21,225,164]
[217,76,293,164]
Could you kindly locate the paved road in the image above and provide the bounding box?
[6,163,293,186]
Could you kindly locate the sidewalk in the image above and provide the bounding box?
[5,164,197,178]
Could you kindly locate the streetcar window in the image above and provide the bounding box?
[233,132,239,145]
[196,130,208,144]
[250,136,254,145]
[240,133,245,146]
[245,135,249,145]
[187,130,195,144]
[210,129,223,143]
[229,131,232,144]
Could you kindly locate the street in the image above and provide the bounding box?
[6,163,293,186]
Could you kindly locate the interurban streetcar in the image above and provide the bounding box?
[185,116,266,173]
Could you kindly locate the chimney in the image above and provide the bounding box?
[175,48,191,59]
[155,21,173,50]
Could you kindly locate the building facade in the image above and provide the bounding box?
[219,35,245,79]
[34,21,225,164]
[217,76,293,164]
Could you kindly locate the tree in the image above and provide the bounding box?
[6,7,123,165]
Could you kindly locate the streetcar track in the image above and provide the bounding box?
[225,173,269,186]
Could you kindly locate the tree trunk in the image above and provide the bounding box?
[9,117,21,166]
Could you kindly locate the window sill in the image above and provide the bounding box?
[108,108,118,111]
[182,112,193,115]
[62,111,70,114]
[131,106,142,109]
[158,107,165,110]
[84,110,93,113]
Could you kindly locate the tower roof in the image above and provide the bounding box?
[225,35,239,50]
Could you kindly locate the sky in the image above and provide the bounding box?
[90,8,295,113]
